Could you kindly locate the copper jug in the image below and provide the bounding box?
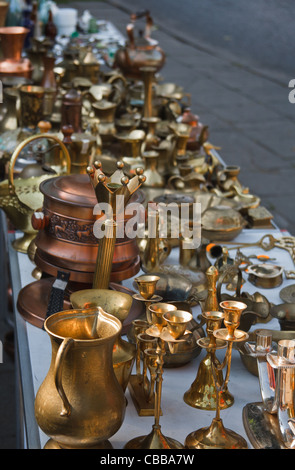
[35,307,126,449]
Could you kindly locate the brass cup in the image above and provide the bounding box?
[203,310,225,348]
[147,302,177,332]
[134,275,160,300]
[219,300,247,340]
[162,310,193,339]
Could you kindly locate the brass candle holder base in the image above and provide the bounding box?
[125,424,183,450]
[185,418,248,449]
[12,232,36,254]
[128,375,161,416]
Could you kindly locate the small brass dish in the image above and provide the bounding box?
[201,207,246,241]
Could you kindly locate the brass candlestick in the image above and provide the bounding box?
[129,318,159,416]
[129,275,162,415]
[87,161,145,289]
[183,266,234,410]
[140,66,157,118]
[185,300,249,449]
[125,303,188,449]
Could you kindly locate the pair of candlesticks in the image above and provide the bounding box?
[127,274,249,449]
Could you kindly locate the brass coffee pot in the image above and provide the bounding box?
[113,11,165,79]
[0,133,71,253]
[35,307,126,449]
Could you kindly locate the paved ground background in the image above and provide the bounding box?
[0,0,294,448]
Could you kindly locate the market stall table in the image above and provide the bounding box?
[9,225,295,449]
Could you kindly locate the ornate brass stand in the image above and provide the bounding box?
[128,275,162,415]
[185,300,249,449]
[183,266,234,410]
[125,303,189,449]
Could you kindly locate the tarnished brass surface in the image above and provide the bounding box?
[35,308,126,449]
[201,207,246,241]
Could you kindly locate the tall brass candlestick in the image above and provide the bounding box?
[183,266,234,410]
[125,303,186,449]
[185,301,249,449]
[140,66,157,118]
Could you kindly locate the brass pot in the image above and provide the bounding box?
[32,173,144,285]
[34,307,126,449]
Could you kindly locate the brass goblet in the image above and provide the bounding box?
[163,310,193,340]
[183,310,234,410]
[124,302,184,449]
[185,301,248,449]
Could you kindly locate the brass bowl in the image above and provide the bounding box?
[247,264,283,289]
[201,207,246,241]
[70,288,132,322]
[235,329,295,376]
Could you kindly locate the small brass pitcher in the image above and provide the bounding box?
[35,307,126,449]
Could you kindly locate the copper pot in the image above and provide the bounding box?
[0,26,33,78]
[32,173,144,286]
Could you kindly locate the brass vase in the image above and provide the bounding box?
[35,307,126,449]
[19,85,45,129]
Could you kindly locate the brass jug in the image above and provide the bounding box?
[35,307,126,449]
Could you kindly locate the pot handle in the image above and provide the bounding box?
[8,133,72,191]
[54,337,74,417]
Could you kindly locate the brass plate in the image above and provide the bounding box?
[279,284,295,303]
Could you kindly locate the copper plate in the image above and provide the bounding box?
[17,277,144,332]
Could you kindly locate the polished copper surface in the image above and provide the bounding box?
[33,174,144,283]
[16,277,144,331]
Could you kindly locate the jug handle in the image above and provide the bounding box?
[8,133,72,190]
[54,337,75,417]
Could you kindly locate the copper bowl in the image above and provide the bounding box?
[32,173,145,284]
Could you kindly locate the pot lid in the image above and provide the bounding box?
[39,174,97,207]
[39,173,145,207]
